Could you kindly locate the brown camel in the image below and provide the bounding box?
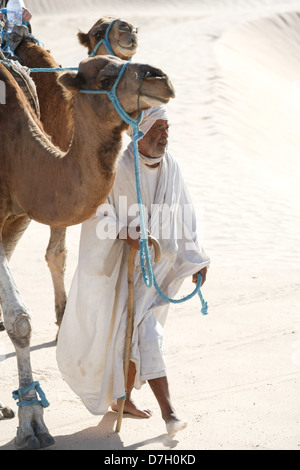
[0,54,175,449]
[0,17,138,332]
[78,16,138,59]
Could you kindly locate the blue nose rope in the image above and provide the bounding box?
[79,61,208,315]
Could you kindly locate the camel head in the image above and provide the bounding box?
[78,17,138,60]
[58,56,175,124]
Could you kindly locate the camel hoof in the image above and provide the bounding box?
[0,321,5,332]
[2,406,15,420]
[15,404,55,450]
[0,402,15,420]
[15,431,55,450]
[38,432,55,449]
[15,435,41,450]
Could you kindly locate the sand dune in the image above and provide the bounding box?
[0,0,300,451]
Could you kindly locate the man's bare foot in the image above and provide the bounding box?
[165,415,187,435]
[111,398,152,419]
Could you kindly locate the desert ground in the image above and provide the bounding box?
[0,0,300,450]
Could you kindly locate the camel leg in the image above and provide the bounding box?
[0,215,31,420]
[0,239,54,449]
[0,216,54,448]
[45,227,67,329]
[0,215,32,332]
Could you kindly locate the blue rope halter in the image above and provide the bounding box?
[89,19,116,57]
[89,19,133,63]
[79,61,208,314]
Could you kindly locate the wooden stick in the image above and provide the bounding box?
[148,235,162,263]
[115,247,136,432]
[115,235,161,432]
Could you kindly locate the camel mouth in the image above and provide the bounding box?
[142,94,170,104]
[141,73,176,102]
[117,42,138,52]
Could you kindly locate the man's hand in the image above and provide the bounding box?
[192,266,208,286]
[22,8,32,22]
[122,228,141,251]
[118,227,153,251]
[0,8,32,22]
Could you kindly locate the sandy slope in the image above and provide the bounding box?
[0,0,300,450]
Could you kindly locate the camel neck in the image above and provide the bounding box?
[69,98,126,175]
[9,94,125,227]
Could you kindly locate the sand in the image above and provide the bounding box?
[0,0,300,451]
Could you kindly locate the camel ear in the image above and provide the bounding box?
[77,31,90,49]
[58,72,84,93]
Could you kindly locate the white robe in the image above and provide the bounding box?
[56,144,210,415]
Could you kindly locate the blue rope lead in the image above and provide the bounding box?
[79,61,209,314]
[12,381,50,408]
[131,127,208,314]
[30,67,78,73]
[154,273,208,314]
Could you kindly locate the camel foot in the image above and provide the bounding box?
[0,403,15,420]
[0,321,5,332]
[14,404,55,450]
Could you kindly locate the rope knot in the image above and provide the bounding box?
[12,381,50,408]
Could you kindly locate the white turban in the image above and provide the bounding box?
[139,105,168,136]
[126,105,169,164]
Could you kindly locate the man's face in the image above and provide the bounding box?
[138,119,169,158]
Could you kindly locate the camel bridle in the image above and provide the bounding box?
[89,19,116,58]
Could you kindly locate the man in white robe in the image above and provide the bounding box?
[56,106,210,434]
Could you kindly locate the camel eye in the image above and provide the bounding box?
[119,23,130,31]
[94,31,103,41]
[100,77,114,89]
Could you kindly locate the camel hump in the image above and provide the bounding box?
[0,58,40,117]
